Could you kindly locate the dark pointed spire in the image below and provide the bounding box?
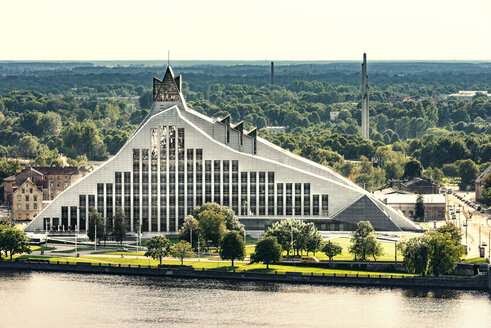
[153,66,182,101]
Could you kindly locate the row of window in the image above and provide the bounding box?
[44,127,329,232]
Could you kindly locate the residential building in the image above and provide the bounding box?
[12,179,44,221]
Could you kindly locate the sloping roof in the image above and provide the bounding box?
[476,164,491,183]
[332,195,400,231]
[33,166,80,176]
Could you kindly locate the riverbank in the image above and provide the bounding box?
[1,259,489,291]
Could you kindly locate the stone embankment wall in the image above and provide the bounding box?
[281,261,478,276]
[0,260,489,291]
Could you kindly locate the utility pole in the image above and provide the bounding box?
[394,240,397,263]
[94,220,97,251]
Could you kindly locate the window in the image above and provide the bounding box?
[196,149,203,206]
[294,183,301,216]
[268,172,274,215]
[205,160,212,203]
[250,172,256,215]
[321,195,328,215]
[26,204,29,210]
[232,160,239,214]
[61,206,68,229]
[17,195,21,202]
[214,160,221,204]
[22,188,25,194]
[313,195,320,215]
[25,195,29,201]
[34,203,37,210]
[223,160,229,207]
[276,183,283,215]
[304,183,310,215]
[286,183,292,215]
[259,172,265,215]
[187,149,194,214]
[33,195,37,202]
[79,195,87,230]
[17,204,21,211]
[240,172,248,215]
[30,188,33,194]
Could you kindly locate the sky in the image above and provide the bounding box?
[1,0,490,61]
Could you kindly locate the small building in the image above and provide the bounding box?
[12,179,44,221]
[377,194,446,220]
[447,91,491,102]
[476,164,491,203]
[397,177,439,194]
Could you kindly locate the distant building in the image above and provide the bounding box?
[377,194,446,220]
[12,179,45,221]
[393,177,440,194]
[388,95,412,104]
[265,126,287,133]
[3,166,90,208]
[476,164,491,203]
[447,91,491,102]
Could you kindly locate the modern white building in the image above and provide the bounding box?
[25,66,417,235]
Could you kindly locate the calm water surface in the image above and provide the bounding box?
[0,271,489,328]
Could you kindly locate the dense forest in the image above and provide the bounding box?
[0,61,490,195]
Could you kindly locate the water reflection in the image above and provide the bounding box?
[0,271,489,328]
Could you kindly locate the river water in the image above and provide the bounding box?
[0,271,489,328]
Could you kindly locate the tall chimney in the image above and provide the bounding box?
[361,53,369,139]
[271,61,274,85]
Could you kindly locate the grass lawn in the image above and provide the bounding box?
[11,254,414,277]
[463,257,489,264]
[246,237,401,262]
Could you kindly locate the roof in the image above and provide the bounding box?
[476,164,491,184]
[401,177,436,187]
[377,194,445,204]
[33,166,80,176]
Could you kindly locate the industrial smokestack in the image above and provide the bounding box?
[361,53,369,139]
[271,61,274,85]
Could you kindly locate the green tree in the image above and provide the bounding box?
[0,227,31,260]
[196,209,227,249]
[322,240,343,262]
[436,223,462,245]
[193,202,244,233]
[112,208,127,245]
[251,236,282,269]
[178,215,201,248]
[349,221,383,261]
[219,230,246,266]
[145,235,172,265]
[87,209,105,244]
[403,159,423,179]
[426,231,465,276]
[304,229,323,256]
[414,194,425,222]
[172,240,194,265]
[398,235,431,275]
[458,159,478,187]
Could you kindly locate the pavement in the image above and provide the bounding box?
[445,189,490,259]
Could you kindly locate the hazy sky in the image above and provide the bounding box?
[1,0,490,61]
